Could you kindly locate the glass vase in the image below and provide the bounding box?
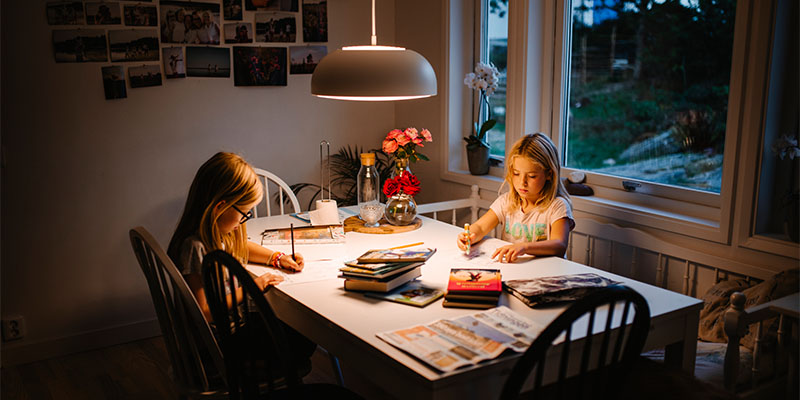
[384,193,417,226]
[392,157,411,178]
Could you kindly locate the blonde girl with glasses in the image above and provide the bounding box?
[168,151,304,321]
[457,133,575,262]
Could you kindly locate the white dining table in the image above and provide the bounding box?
[246,213,702,400]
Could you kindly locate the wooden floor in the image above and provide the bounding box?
[1,336,392,400]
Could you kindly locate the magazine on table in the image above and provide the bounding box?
[260,224,345,245]
[356,247,436,263]
[364,281,444,307]
[503,273,621,308]
[376,306,543,372]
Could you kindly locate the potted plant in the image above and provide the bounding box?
[463,62,499,175]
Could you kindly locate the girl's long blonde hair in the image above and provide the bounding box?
[502,133,570,212]
[168,152,263,265]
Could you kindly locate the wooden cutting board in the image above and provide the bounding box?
[343,216,422,234]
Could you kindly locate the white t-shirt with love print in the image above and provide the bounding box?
[489,193,575,244]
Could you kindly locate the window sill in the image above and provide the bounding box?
[440,170,728,244]
[571,195,726,243]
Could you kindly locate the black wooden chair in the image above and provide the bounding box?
[129,227,227,399]
[201,250,363,400]
[500,285,651,400]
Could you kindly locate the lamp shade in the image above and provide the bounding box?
[311,45,437,101]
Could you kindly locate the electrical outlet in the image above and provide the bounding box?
[2,315,26,341]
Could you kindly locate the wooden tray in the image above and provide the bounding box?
[343,216,421,234]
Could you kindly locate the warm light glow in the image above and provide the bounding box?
[314,94,434,101]
[342,45,406,51]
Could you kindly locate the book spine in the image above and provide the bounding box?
[344,268,421,292]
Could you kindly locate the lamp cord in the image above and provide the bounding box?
[371,0,377,45]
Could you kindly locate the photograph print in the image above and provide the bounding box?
[128,65,162,88]
[233,46,287,86]
[160,1,221,45]
[290,45,326,74]
[302,0,328,42]
[85,2,122,25]
[46,2,85,25]
[224,23,253,43]
[186,46,230,77]
[108,29,159,62]
[52,29,107,63]
[223,0,243,20]
[101,66,127,100]
[124,4,158,26]
[255,12,296,43]
[245,0,298,11]
[162,47,186,78]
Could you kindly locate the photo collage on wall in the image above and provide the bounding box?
[47,0,328,100]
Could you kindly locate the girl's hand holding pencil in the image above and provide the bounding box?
[277,253,305,272]
[457,229,478,251]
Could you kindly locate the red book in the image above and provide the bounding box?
[446,268,502,297]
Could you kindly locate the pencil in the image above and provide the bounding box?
[464,223,471,255]
[290,223,296,261]
[389,242,424,250]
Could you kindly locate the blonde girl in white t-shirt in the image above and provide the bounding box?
[457,133,575,262]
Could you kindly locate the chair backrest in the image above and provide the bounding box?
[129,227,226,396]
[253,168,301,217]
[500,285,651,400]
[201,250,303,400]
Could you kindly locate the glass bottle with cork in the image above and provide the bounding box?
[357,152,383,227]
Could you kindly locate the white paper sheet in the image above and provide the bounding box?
[247,243,348,285]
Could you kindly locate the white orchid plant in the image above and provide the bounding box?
[463,62,500,150]
[772,134,800,160]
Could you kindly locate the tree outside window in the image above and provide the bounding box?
[565,0,736,193]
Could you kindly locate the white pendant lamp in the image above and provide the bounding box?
[311,0,437,101]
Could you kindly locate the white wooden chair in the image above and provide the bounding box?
[253,168,301,217]
[568,217,792,398]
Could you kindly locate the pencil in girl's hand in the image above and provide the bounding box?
[464,223,471,255]
[290,223,296,261]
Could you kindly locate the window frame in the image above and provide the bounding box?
[477,0,509,164]
[732,0,799,258]
[544,0,760,243]
[441,0,506,191]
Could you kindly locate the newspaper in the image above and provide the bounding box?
[376,306,543,372]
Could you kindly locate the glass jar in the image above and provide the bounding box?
[384,193,417,226]
[357,153,383,227]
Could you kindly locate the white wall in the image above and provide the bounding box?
[0,0,454,365]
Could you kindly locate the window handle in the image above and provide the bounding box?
[622,181,641,192]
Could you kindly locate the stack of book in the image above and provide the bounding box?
[443,268,502,309]
[339,247,436,292]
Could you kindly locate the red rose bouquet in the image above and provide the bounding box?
[383,172,421,198]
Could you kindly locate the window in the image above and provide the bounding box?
[445,0,792,254]
[753,0,798,244]
[563,0,736,196]
[482,0,509,159]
